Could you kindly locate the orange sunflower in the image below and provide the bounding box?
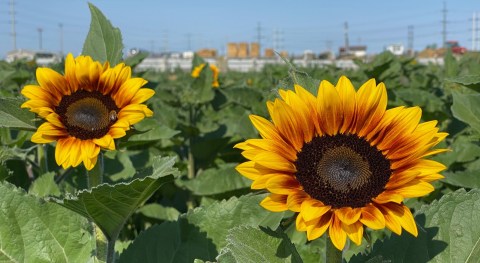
[191,63,220,88]
[235,76,447,250]
[21,53,154,170]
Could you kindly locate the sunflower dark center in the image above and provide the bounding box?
[294,134,391,208]
[56,90,118,140]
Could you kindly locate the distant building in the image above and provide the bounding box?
[5,49,60,65]
[197,48,217,58]
[385,44,405,56]
[339,46,367,58]
[5,49,35,62]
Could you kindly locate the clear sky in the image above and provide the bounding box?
[0,0,478,58]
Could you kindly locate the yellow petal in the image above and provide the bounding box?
[317,80,342,135]
[260,194,288,212]
[287,191,309,212]
[301,198,331,222]
[391,180,434,198]
[265,174,301,194]
[329,215,347,250]
[335,207,361,225]
[92,134,115,150]
[253,152,296,173]
[360,204,385,230]
[335,76,356,134]
[355,79,387,137]
[306,212,332,240]
[114,78,148,108]
[130,88,155,104]
[343,221,364,246]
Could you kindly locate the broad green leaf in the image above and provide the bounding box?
[136,203,180,221]
[0,181,95,262]
[126,118,180,144]
[349,219,435,263]
[351,189,480,263]
[189,63,215,104]
[0,98,36,131]
[181,163,251,196]
[217,226,302,263]
[82,3,123,65]
[442,170,480,189]
[418,188,480,263]
[29,172,61,197]
[118,219,217,263]
[278,57,319,94]
[446,75,480,91]
[187,193,286,248]
[55,156,176,240]
[220,87,264,108]
[451,91,480,134]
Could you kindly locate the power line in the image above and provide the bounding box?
[9,0,16,50]
[442,1,447,47]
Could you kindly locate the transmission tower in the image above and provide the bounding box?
[37,28,43,50]
[408,25,414,56]
[344,22,350,53]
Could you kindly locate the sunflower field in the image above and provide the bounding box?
[1,4,480,263]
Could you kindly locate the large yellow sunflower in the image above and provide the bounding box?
[235,76,447,250]
[191,63,220,88]
[21,53,154,170]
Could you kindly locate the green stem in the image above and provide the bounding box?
[86,153,114,262]
[106,235,117,263]
[87,152,104,188]
[37,144,48,174]
[326,235,343,263]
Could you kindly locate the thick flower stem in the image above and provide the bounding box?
[37,144,49,174]
[87,152,104,188]
[326,236,343,263]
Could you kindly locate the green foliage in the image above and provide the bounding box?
[2,3,480,261]
[55,156,176,240]
[82,3,123,65]
[217,226,303,263]
[0,181,96,262]
[0,98,36,131]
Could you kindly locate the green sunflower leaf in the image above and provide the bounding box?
[417,188,480,262]
[451,91,480,134]
[82,3,123,65]
[180,163,251,196]
[446,75,480,91]
[28,172,61,197]
[216,226,302,263]
[118,219,217,263]
[186,193,286,249]
[54,156,176,240]
[0,97,36,131]
[350,189,480,263]
[0,181,96,262]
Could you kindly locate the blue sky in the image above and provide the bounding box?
[0,0,478,57]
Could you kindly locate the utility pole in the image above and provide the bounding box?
[472,12,480,51]
[59,23,64,55]
[162,30,169,53]
[408,25,414,56]
[344,21,350,53]
[37,28,43,50]
[9,0,17,50]
[442,2,447,48]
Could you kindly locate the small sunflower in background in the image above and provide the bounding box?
[191,63,220,88]
[21,53,155,170]
[235,76,447,250]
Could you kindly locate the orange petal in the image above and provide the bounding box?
[335,207,361,225]
[307,212,333,240]
[301,199,331,222]
[343,221,364,246]
[266,174,301,194]
[287,190,309,212]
